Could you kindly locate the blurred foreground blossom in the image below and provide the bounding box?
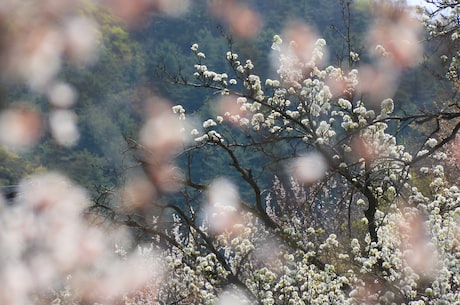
[204,178,242,234]
[283,23,322,65]
[0,107,43,151]
[359,3,423,103]
[118,175,157,211]
[105,0,190,25]
[398,212,438,277]
[290,153,328,184]
[208,0,262,38]
[357,64,400,103]
[216,287,251,305]
[138,97,193,193]
[350,134,379,163]
[155,0,191,16]
[140,99,189,155]
[0,172,159,305]
[368,4,423,69]
[47,81,78,108]
[6,25,63,90]
[49,109,80,147]
[70,251,156,303]
[0,0,101,149]
[62,16,100,65]
[104,0,154,25]
[0,1,99,90]
[217,95,251,126]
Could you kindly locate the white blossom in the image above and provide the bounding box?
[203,119,217,128]
[381,98,394,114]
[426,138,438,148]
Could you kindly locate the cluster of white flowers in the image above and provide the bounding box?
[244,74,265,101]
[421,2,460,83]
[350,51,360,62]
[130,18,460,303]
[147,156,460,305]
[172,104,186,120]
[380,98,395,116]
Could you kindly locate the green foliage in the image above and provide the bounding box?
[0,147,43,186]
[35,142,114,195]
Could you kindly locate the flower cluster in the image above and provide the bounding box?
[143,11,460,302]
[0,172,157,305]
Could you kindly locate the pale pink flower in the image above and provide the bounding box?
[208,0,261,38]
[0,107,43,151]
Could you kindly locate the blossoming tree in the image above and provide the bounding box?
[111,2,460,305]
